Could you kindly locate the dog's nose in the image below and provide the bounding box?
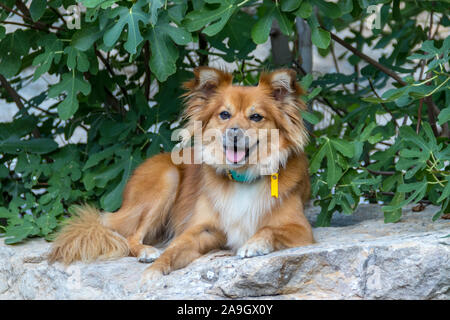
[226,127,245,142]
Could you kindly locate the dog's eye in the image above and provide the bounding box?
[249,113,263,122]
[219,111,231,120]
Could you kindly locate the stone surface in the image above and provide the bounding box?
[1,204,449,300]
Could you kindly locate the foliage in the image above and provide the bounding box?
[0,0,448,243]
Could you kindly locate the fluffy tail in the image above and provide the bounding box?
[48,205,129,264]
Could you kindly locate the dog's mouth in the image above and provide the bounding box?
[223,141,258,164]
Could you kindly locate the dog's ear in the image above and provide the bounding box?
[258,69,304,101]
[183,67,232,96]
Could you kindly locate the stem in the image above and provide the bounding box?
[237,0,252,7]
[368,79,397,128]
[326,30,407,86]
[424,76,449,97]
[416,99,424,134]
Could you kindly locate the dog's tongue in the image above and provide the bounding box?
[226,149,246,163]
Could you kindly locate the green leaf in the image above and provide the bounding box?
[0,207,13,219]
[274,7,293,36]
[368,133,383,144]
[359,122,377,141]
[300,74,313,90]
[324,139,342,186]
[146,30,176,82]
[383,191,404,223]
[438,107,450,126]
[158,23,193,46]
[251,13,273,44]
[309,140,327,173]
[433,198,449,221]
[0,26,5,41]
[143,14,191,81]
[315,201,333,227]
[251,0,293,44]
[300,110,320,125]
[316,0,342,19]
[30,0,47,22]
[48,72,92,120]
[251,1,276,44]
[383,179,428,212]
[185,0,238,37]
[81,0,118,8]
[32,34,63,80]
[0,136,58,154]
[72,25,105,51]
[83,145,121,170]
[294,0,312,19]
[338,0,353,14]
[311,28,331,49]
[36,213,58,235]
[307,15,330,49]
[4,218,40,244]
[437,176,450,203]
[304,87,322,101]
[65,46,90,72]
[148,0,164,25]
[0,30,31,78]
[103,0,150,54]
[281,0,302,12]
[330,139,354,158]
[94,162,127,188]
[100,156,135,212]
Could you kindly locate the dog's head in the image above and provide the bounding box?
[182,67,308,177]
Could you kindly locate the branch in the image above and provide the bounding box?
[325,30,407,86]
[0,2,28,19]
[416,98,424,134]
[0,74,40,138]
[365,168,395,176]
[83,72,121,113]
[94,45,129,112]
[1,1,63,32]
[198,33,208,66]
[0,74,24,109]
[0,20,49,32]
[50,7,66,25]
[425,96,439,137]
[353,21,363,93]
[143,41,151,100]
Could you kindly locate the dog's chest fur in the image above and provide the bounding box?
[208,179,276,250]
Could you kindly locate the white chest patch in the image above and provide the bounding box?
[208,180,276,250]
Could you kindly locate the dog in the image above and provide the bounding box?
[49,67,314,282]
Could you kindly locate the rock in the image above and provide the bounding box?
[1,204,449,299]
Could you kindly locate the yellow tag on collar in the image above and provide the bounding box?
[271,173,278,198]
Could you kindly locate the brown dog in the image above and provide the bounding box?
[49,67,314,282]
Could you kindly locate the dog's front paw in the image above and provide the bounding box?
[237,238,273,258]
[141,268,163,282]
[140,262,171,285]
[137,246,161,264]
[140,266,164,287]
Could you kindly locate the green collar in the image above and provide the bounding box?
[227,170,258,183]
